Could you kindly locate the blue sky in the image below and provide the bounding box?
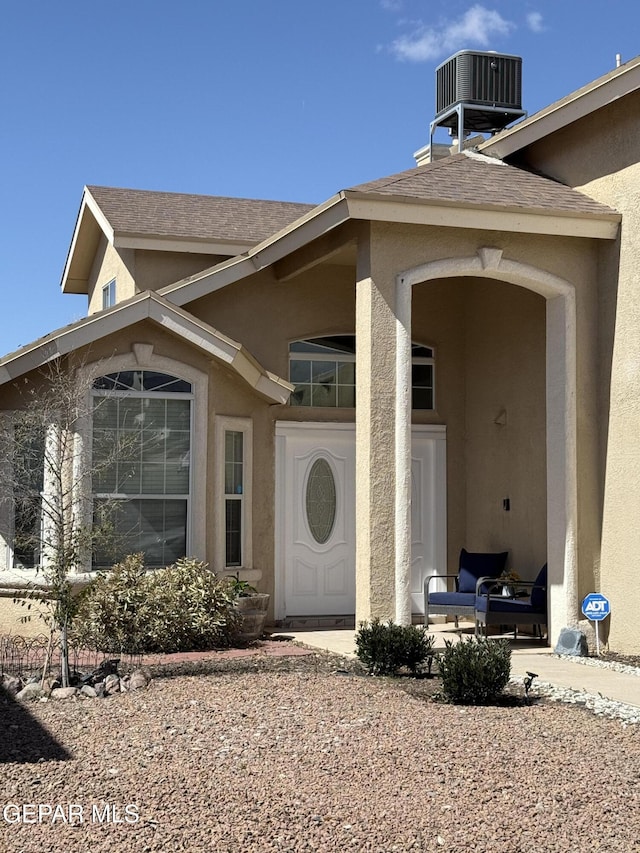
[1,0,638,354]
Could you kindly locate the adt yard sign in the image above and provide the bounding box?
[582,593,610,621]
[582,593,610,655]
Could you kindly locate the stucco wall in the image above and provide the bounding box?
[185,222,590,596]
[87,238,136,314]
[134,250,229,294]
[462,279,546,574]
[0,213,603,632]
[0,595,54,638]
[365,221,596,585]
[87,246,228,314]
[515,91,640,651]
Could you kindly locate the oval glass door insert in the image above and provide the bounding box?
[306,457,337,544]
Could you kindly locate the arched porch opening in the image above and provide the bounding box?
[394,250,577,645]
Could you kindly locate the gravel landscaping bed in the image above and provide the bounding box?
[2,647,640,853]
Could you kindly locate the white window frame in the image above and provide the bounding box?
[79,350,208,569]
[411,343,436,411]
[288,336,436,410]
[91,378,193,569]
[215,415,252,571]
[102,279,116,309]
[288,335,356,409]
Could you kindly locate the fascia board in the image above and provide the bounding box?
[247,195,350,271]
[231,348,293,404]
[147,297,241,364]
[480,59,640,159]
[114,234,254,255]
[0,297,153,383]
[60,199,87,294]
[147,296,291,403]
[255,373,293,405]
[344,195,620,240]
[83,189,115,243]
[60,189,115,294]
[162,195,349,307]
[0,292,292,403]
[161,255,257,306]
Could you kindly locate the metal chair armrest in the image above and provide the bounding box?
[424,574,459,594]
[474,575,504,595]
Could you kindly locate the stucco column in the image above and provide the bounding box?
[546,293,579,642]
[355,239,412,626]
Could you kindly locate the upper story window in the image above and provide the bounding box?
[102,279,116,309]
[289,336,435,409]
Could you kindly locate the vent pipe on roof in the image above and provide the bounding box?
[616,53,622,68]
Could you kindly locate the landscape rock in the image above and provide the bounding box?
[16,682,44,701]
[104,674,120,695]
[42,676,60,693]
[128,668,152,690]
[554,627,588,656]
[2,675,22,695]
[80,685,97,698]
[51,687,79,700]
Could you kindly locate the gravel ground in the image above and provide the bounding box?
[2,650,640,853]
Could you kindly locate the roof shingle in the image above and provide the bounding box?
[86,185,315,244]
[347,152,617,217]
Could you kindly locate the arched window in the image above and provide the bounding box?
[91,370,193,568]
[289,336,356,407]
[289,336,435,409]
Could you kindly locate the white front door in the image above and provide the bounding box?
[276,423,356,617]
[275,422,446,619]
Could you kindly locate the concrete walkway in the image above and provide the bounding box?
[284,623,640,710]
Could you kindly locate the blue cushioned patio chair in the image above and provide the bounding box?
[474,564,548,640]
[423,549,508,627]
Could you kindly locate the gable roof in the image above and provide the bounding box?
[0,292,292,405]
[160,151,619,308]
[86,186,315,244]
[62,186,314,295]
[346,152,615,217]
[480,54,640,159]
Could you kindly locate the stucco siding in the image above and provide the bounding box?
[87,239,136,314]
[515,92,640,651]
[134,250,229,294]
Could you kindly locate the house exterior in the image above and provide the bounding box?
[1,55,639,652]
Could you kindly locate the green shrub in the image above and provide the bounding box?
[72,555,240,654]
[438,636,511,704]
[72,554,150,654]
[355,618,435,675]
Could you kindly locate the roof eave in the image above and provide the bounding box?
[60,188,115,295]
[343,192,620,240]
[0,292,291,405]
[162,194,350,306]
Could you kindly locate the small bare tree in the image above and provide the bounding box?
[0,357,122,686]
